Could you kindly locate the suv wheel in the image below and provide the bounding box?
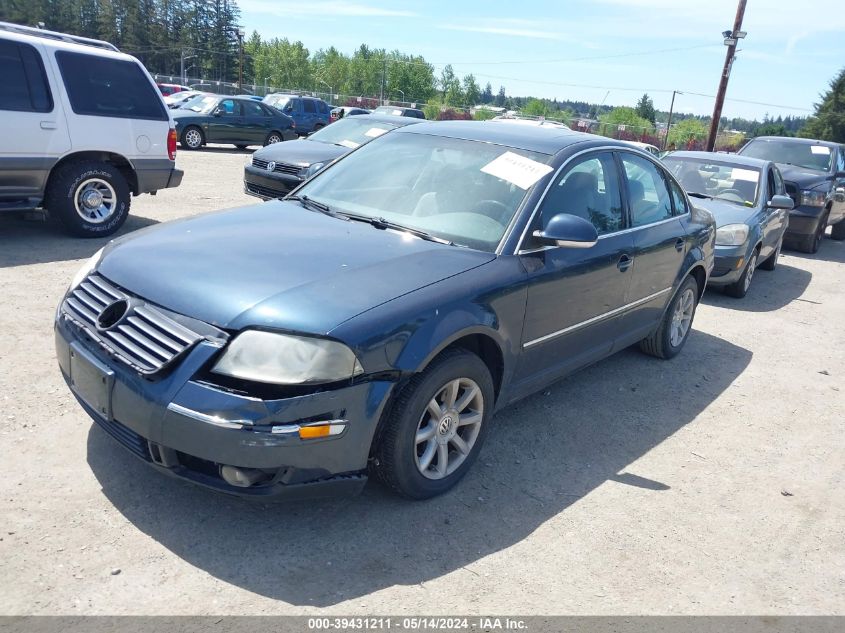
[181,126,204,150]
[798,212,828,253]
[639,275,699,359]
[45,161,130,238]
[372,348,494,499]
[830,220,845,241]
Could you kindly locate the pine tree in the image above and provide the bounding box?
[800,67,845,143]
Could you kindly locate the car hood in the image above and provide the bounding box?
[776,164,831,190]
[252,140,347,167]
[98,202,495,333]
[171,109,207,120]
[691,198,758,227]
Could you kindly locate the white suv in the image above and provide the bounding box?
[0,22,182,237]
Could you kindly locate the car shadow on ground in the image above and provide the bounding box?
[187,144,258,155]
[701,262,812,313]
[0,213,159,268]
[87,330,751,606]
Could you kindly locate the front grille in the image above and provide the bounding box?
[62,274,203,375]
[245,181,289,199]
[94,417,151,461]
[784,182,799,206]
[251,157,301,175]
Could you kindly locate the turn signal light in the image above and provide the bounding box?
[299,425,331,439]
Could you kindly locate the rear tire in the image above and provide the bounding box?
[45,161,130,238]
[725,248,759,298]
[830,220,845,241]
[372,348,494,499]
[639,275,699,360]
[180,126,204,150]
[264,132,283,146]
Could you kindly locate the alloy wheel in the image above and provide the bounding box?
[73,178,117,224]
[414,377,484,480]
[184,128,202,149]
[670,288,695,347]
[743,252,758,293]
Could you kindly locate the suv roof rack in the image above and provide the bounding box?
[0,21,120,52]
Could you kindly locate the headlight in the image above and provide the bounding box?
[800,190,826,207]
[715,224,749,246]
[301,162,325,179]
[69,247,104,290]
[212,330,364,385]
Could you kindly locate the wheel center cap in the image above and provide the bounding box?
[82,190,103,209]
[437,411,459,442]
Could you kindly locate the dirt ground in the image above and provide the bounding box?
[1,147,843,616]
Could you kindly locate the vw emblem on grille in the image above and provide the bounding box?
[266,161,276,172]
[96,299,129,331]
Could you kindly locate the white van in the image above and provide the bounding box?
[0,22,182,237]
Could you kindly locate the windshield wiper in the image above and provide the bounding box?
[687,191,712,199]
[346,215,455,246]
[285,194,347,219]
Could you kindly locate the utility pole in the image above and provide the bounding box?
[237,28,245,92]
[663,90,682,150]
[180,50,195,85]
[706,0,747,151]
[380,57,386,105]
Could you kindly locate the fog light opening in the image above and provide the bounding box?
[220,465,270,488]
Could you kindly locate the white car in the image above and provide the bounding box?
[163,90,205,109]
[0,22,182,237]
[623,141,661,157]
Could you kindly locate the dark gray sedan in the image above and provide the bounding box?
[244,114,422,199]
[663,151,793,298]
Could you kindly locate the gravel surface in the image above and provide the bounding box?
[1,147,843,615]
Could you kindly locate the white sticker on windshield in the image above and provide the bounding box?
[480,151,553,190]
[810,145,830,155]
[364,127,388,138]
[339,139,360,149]
[731,168,759,182]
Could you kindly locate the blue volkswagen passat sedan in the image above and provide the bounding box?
[55,122,715,500]
[662,151,793,298]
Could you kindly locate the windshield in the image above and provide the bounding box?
[663,157,761,206]
[742,140,833,172]
[296,132,553,252]
[309,117,400,148]
[187,95,220,113]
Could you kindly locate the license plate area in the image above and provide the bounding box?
[70,342,114,420]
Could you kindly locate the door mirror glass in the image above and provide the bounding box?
[211,108,222,117]
[768,194,794,210]
[533,213,598,248]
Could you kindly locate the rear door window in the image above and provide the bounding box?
[303,99,316,113]
[619,153,673,227]
[242,101,266,117]
[0,39,52,112]
[56,51,166,120]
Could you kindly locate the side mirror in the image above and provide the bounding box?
[768,194,794,210]
[211,108,222,117]
[532,213,598,248]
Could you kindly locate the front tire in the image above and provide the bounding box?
[759,236,782,271]
[830,220,845,241]
[372,349,494,499]
[180,126,204,150]
[45,161,130,238]
[797,212,828,253]
[639,275,699,359]
[725,248,759,298]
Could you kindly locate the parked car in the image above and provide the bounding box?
[373,105,426,119]
[244,113,423,199]
[163,89,204,109]
[330,106,371,122]
[738,136,845,253]
[157,83,190,96]
[623,141,661,157]
[663,151,792,298]
[0,21,182,237]
[236,94,264,101]
[263,93,331,134]
[172,95,296,149]
[56,122,714,501]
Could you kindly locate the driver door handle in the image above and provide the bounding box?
[617,254,633,272]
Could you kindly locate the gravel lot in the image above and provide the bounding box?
[1,147,843,616]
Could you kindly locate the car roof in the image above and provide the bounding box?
[347,113,422,127]
[665,151,771,169]
[377,105,423,112]
[748,136,841,149]
[0,22,139,63]
[395,120,617,154]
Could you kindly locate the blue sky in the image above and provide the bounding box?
[239,0,845,120]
